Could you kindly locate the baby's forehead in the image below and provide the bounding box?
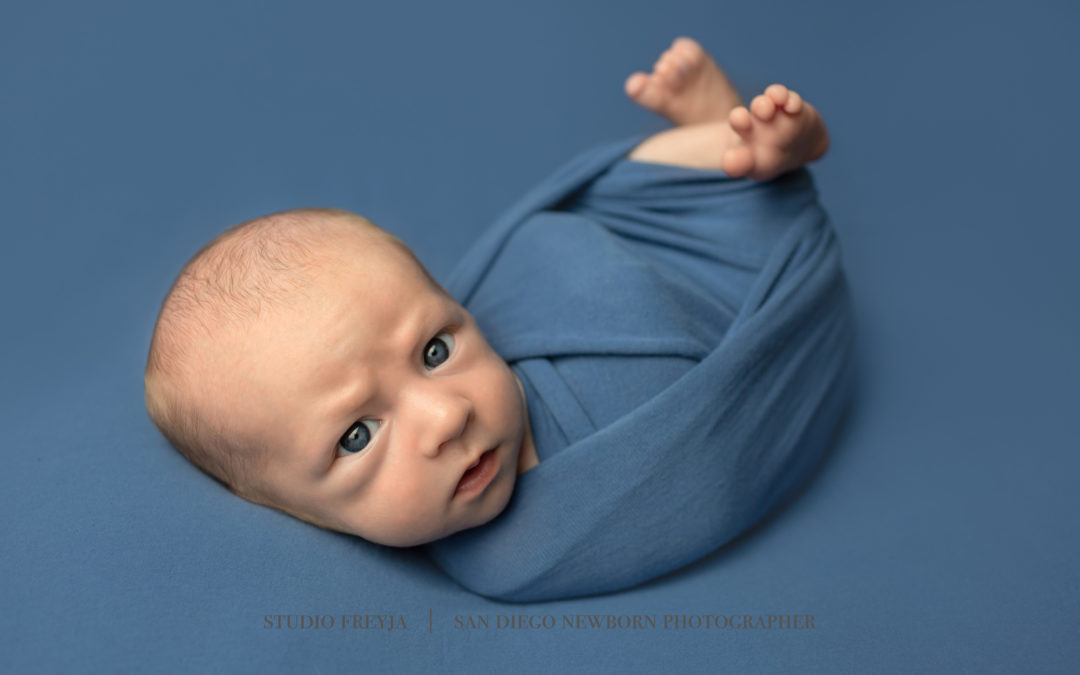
[184,217,435,358]
[246,229,448,342]
[306,229,440,299]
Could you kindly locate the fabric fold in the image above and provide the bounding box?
[423,134,858,602]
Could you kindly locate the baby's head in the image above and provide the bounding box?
[145,208,534,546]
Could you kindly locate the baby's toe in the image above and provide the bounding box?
[764,84,789,108]
[625,72,649,98]
[655,54,679,81]
[782,89,802,114]
[667,50,691,79]
[625,71,672,113]
[750,94,777,121]
[721,144,754,178]
[728,106,753,134]
[656,50,687,84]
[670,37,705,71]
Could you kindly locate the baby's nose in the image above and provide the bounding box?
[405,387,472,457]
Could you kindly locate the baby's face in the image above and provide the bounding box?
[215,228,533,546]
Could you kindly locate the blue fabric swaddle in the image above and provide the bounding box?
[423,133,858,603]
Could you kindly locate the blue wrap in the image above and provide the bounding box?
[423,133,858,602]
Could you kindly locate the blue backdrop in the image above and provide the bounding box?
[2,0,1077,672]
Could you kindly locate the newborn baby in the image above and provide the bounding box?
[145,212,540,547]
[145,37,833,550]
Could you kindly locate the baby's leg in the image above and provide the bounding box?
[627,121,743,171]
[624,37,829,181]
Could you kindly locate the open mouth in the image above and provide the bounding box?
[455,448,497,497]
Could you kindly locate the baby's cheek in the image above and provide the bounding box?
[498,366,525,422]
[469,353,522,425]
[369,484,429,535]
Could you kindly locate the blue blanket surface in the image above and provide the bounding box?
[424,133,857,602]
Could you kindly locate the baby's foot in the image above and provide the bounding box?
[721,84,830,181]
[624,36,744,126]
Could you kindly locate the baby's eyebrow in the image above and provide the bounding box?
[322,371,376,435]
[318,300,439,444]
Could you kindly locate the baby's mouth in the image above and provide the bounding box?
[455,448,497,497]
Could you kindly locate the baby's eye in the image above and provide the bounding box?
[423,331,455,370]
[338,419,380,456]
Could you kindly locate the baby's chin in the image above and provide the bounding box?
[416,451,520,546]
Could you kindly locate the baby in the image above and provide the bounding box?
[144,37,830,548]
